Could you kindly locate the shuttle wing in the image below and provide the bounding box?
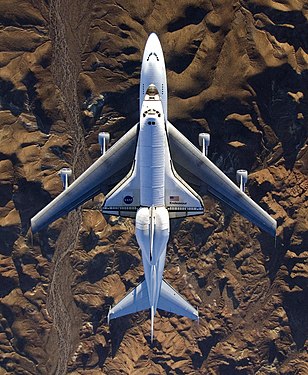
[31,124,139,233]
[167,122,276,236]
[165,159,204,219]
[102,163,140,218]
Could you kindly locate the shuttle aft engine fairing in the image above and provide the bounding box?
[31,33,276,342]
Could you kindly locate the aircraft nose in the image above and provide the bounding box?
[145,32,162,51]
[148,32,159,43]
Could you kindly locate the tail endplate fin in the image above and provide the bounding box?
[151,306,154,343]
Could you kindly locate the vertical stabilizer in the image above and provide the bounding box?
[151,306,155,343]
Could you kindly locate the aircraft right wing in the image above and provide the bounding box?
[31,124,139,233]
[167,122,276,236]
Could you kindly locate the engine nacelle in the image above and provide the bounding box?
[199,133,210,157]
[98,132,110,155]
[236,169,248,192]
[59,168,72,190]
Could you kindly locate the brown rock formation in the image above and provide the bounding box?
[0,0,307,374]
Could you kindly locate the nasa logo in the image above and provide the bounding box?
[123,195,133,204]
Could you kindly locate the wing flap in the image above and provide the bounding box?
[167,122,276,236]
[31,124,139,232]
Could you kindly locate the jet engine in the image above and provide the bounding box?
[236,169,248,192]
[98,132,110,155]
[199,133,210,157]
[59,168,72,190]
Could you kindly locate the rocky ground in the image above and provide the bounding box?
[0,0,307,374]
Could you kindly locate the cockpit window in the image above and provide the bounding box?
[146,84,159,96]
[146,52,159,62]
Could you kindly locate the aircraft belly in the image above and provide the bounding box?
[136,207,169,265]
[137,207,169,312]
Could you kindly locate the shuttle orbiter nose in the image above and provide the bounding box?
[142,32,164,64]
[140,33,167,117]
[145,32,161,50]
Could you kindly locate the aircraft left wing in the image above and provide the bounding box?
[31,124,139,233]
[167,122,276,236]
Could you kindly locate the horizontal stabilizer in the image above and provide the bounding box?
[108,279,149,321]
[157,279,199,320]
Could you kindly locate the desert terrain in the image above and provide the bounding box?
[0,0,307,374]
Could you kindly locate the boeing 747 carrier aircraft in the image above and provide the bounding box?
[31,33,276,342]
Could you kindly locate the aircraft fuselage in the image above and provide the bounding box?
[136,34,170,323]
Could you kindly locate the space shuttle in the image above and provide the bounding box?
[31,33,276,342]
